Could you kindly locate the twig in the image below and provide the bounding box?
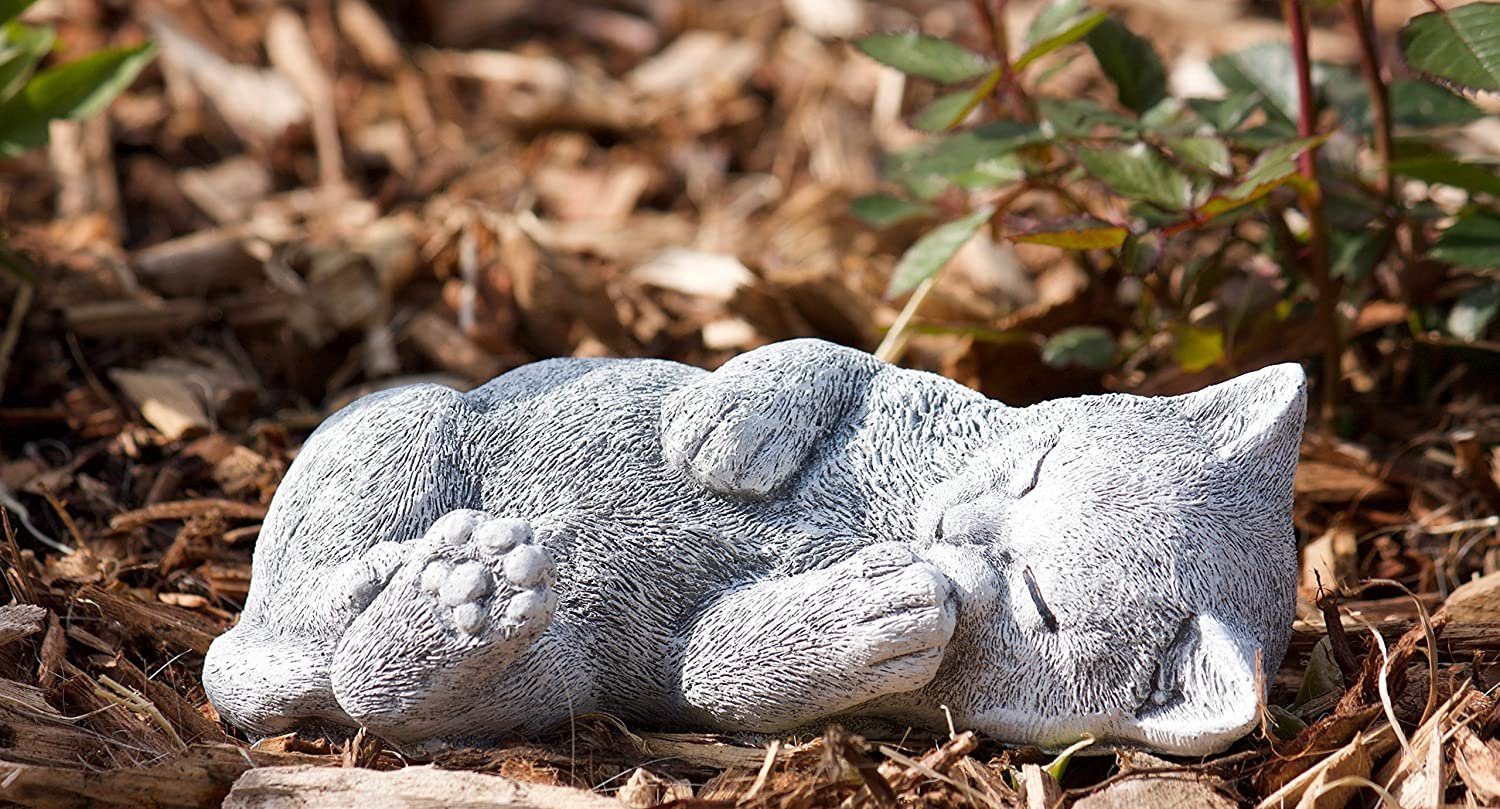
[1282,0,1341,423]
[108,498,269,531]
[0,282,32,401]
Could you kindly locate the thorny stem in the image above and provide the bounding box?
[1283,0,1341,423]
[1342,0,1394,207]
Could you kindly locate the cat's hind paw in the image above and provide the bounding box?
[331,511,557,725]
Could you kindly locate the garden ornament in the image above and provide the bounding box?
[203,338,1305,756]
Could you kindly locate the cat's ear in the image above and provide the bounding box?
[1171,364,1306,491]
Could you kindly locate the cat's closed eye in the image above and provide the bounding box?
[1010,440,1058,499]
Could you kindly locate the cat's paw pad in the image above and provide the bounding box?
[412,512,557,642]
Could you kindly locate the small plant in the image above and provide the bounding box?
[854,0,1500,418]
[0,0,156,277]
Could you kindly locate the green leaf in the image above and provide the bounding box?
[885,206,995,298]
[947,154,1024,189]
[1014,4,1107,71]
[1293,638,1345,709]
[856,33,993,84]
[0,40,156,157]
[1167,136,1231,176]
[1391,80,1484,129]
[1041,326,1116,370]
[1432,211,1500,269]
[1026,0,1088,47]
[1225,135,1326,200]
[1448,282,1500,341]
[1268,705,1308,740]
[0,22,55,101]
[1211,43,1301,126]
[0,0,39,27]
[913,88,977,132]
[883,120,1045,184]
[850,194,937,229]
[1390,156,1500,197]
[1332,77,1483,134]
[1036,96,1134,137]
[1399,2,1500,93]
[1078,144,1193,211]
[1172,324,1225,372]
[1085,18,1167,114]
[1007,216,1128,249]
[1390,80,1482,130]
[1187,94,1260,131]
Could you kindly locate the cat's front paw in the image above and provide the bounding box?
[660,381,829,499]
[838,544,958,687]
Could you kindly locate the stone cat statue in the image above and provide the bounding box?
[202,338,1305,756]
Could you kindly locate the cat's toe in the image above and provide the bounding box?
[409,519,556,642]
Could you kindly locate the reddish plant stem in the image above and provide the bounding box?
[1342,0,1394,207]
[1283,0,1341,422]
[969,0,1029,120]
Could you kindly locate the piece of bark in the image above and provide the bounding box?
[225,764,626,808]
[1018,764,1062,809]
[109,368,212,441]
[1256,723,1396,809]
[265,10,344,190]
[1453,725,1500,803]
[616,768,692,808]
[146,15,308,143]
[1293,460,1397,503]
[0,676,114,768]
[0,743,331,809]
[1074,774,1237,809]
[64,299,215,338]
[1300,522,1359,595]
[404,310,516,383]
[132,228,261,300]
[176,161,273,227]
[1446,571,1500,624]
[1452,429,1500,514]
[336,0,402,73]
[0,604,45,646]
[73,584,220,656]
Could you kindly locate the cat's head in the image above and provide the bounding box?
[916,363,1305,755]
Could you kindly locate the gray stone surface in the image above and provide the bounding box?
[202,338,1304,756]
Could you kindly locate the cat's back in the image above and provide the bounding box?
[458,355,708,516]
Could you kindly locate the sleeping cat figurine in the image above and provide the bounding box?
[202,338,1305,756]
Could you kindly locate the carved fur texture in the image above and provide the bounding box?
[203,338,1305,756]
